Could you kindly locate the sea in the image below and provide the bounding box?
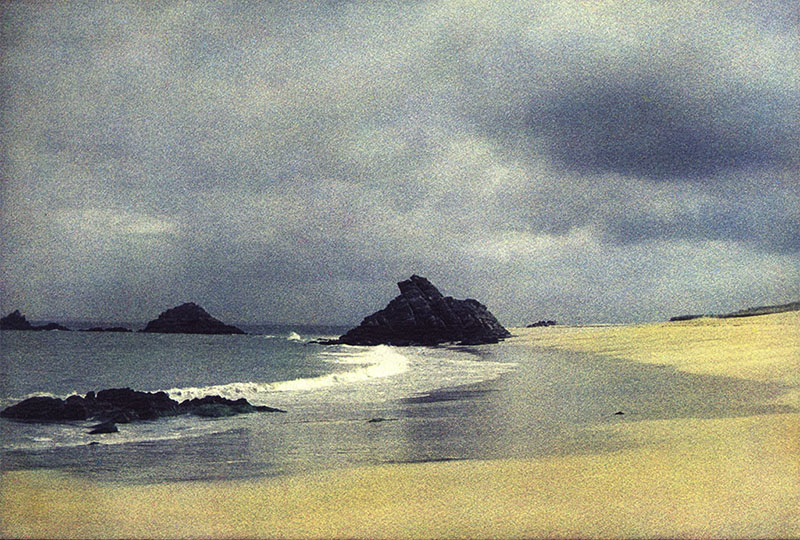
[1,322,790,484]
[0,323,517,482]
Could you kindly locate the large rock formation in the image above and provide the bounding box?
[336,275,511,346]
[140,303,245,334]
[0,310,71,331]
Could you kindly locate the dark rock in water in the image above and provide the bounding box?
[0,396,67,421]
[527,320,557,328]
[88,421,118,434]
[192,404,239,417]
[0,310,33,330]
[64,395,90,420]
[95,388,179,420]
[179,395,286,416]
[1,387,284,424]
[34,322,72,331]
[0,310,71,331]
[140,302,246,335]
[335,275,510,346]
[83,326,132,332]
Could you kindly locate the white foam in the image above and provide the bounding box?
[165,345,410,405]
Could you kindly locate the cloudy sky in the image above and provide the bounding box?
[1,1,798,326]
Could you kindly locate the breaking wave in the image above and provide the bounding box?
[165,345,409,405]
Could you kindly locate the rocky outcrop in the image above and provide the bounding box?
[336,275,510,346]
[0,388,284,424]
[83,326,132,333]
[140,303,245,335]
[0,310,33,330]
[0,310,71,331]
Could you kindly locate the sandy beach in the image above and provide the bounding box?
[2,311,798,538]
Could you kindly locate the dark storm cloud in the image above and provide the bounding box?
[1,0,798,324]
[529,76,797,179]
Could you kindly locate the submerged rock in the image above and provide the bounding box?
[140,302,246,335]
[336,275,510,346]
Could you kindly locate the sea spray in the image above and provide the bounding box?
[165,345,410,404]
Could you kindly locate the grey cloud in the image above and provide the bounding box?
[1,1,798,324]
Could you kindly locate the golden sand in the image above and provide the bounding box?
[2,311,798,539]
[519,310,800,405]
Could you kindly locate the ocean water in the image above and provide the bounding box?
[0,325,516,481]
[2,325,791,483]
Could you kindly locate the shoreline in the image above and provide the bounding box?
[2,311,798,538]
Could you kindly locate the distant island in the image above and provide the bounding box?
[82,326,133,333]
[669,300,800,322]
[140,302,246,335]
[332,275,510,346]
[0,310,71,331]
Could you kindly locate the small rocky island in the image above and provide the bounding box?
[0,310,71,331]
[83,326,132,333]
[140,302,246,334]
[334,275,510,346]
[527,320,557,328]
[0,388,284,433]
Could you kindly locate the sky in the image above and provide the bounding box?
[1,0,798,326]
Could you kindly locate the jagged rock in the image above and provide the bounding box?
[0,310,71,331]
[0,310,33,330]
[1,388,284,424]
[336,275,510,346]
[140,302,246,335]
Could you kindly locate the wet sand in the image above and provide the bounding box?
[2,311,798,538]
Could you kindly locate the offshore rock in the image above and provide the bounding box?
[140,302,245,335]
[337,275,511,346]
[83,326,132,332]
[527,320,557,328]
[0,310,71,331]
[0,310,33,330]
